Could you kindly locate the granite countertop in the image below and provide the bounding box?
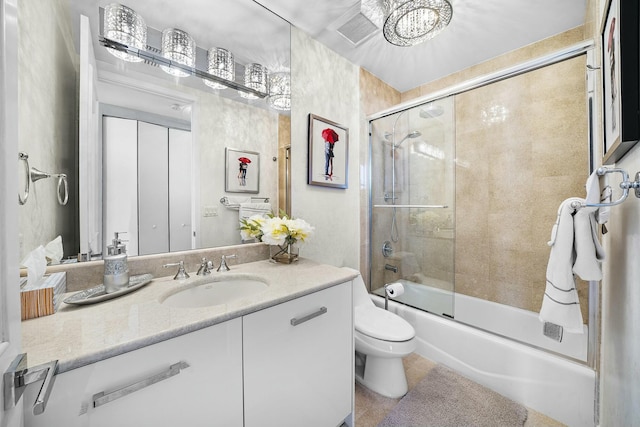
[21,259,358,373]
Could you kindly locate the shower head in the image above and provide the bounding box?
[419,103,444,119]
[394,130,421,148]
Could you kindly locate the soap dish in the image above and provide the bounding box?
[63,274,154,306]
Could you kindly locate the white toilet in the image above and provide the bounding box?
[352,272,416,398]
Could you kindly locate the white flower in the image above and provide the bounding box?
[285,218,314,244]
[239,214,268,241]
[261,216,290,246]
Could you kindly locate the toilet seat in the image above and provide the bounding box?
[355,306,415,342]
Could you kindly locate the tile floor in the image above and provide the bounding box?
[354,353,566,427]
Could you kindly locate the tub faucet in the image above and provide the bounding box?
[217,254,237,272]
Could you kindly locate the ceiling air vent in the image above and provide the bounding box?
[336,12,379,47]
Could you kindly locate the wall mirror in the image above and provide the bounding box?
[18,0,291,262]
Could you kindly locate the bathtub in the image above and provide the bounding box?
[371,284,596,427]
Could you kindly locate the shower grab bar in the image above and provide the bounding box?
[373,204,448,209]
[570,167,640,210]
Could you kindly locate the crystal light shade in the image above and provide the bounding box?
[383,0,453,47]
[160,28,196,77]
[103,3,147,62]
[239,63,268,100]
[204,48,235,90]
[267,72,291,111]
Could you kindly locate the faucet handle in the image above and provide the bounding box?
[197,257,213,276]
[163,261,190,280]
[217,254,237,272]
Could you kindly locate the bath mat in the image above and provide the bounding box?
[377,365,528,427]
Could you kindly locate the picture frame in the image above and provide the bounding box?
[308,114,349,189]
[601,0,640,164]
[225,147,260,193]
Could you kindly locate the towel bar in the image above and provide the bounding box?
[571,167,640,210]
[219,196,269,208]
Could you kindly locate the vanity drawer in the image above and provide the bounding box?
[24,318,243,427]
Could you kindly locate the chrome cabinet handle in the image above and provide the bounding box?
[290,306,328,326]
[93,361,189,409]
[4,353,58,415]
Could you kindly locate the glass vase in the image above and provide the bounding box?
[270,243,299,264]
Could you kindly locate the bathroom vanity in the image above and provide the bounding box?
[20,259,356,427]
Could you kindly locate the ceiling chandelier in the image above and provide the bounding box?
[382,0,453,47]
[100,3,290,111]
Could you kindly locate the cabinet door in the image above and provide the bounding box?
[138,121,169,255]
[24,319,244,427]
[168,128,192,252]
[243,283,353,427]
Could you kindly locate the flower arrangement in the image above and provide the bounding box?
[239,212,314,246]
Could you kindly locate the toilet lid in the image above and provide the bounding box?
[355,306,415,342]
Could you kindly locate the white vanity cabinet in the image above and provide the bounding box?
[243,282,353,427]
[24,318,244,427]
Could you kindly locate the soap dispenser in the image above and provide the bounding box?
[104,232,129,293]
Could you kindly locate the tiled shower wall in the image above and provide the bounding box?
[454,55,588,315]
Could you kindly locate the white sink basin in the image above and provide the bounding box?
[161,277,268,308]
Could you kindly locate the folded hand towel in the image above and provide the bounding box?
[239,203,271,221]
[539,197,605,334]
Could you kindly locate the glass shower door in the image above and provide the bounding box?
[369,96,455,317]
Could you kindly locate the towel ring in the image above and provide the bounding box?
[18,152,30,205]
[57,174,68,206]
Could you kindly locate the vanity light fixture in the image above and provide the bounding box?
[103,3,147,62]
[239,63,269,100]
[160,28,196,77]
[267,72,291,111]
[383,0,453,47]
[204,47,235,89]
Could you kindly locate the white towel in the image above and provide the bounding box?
[539,197,605,334]
[239,203,272,221]
[585,169,611,225]
[224,196,252,207]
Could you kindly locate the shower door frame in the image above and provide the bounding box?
[367,39,599,369]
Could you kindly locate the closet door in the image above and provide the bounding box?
[103,116,139,256]
[169,128,192,252]
[138,121,169,255]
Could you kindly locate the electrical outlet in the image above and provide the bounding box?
[203,206,218,217]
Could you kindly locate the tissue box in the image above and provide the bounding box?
[20,272,66,320]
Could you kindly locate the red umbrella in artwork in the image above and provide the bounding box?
[322,128,339,143]
[238,157,252,163]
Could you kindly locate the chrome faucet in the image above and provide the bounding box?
[163,261,190,280]
[217,254,237,272]
[196,258,213,276]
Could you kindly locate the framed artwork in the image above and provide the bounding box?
[225,148,260,193]
[308,114,349,189]
[602,0,640,164]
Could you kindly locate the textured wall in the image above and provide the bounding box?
[18,0,78,260]
[595,0,640,422]
[290,27,361,268]
[196,94,279,248]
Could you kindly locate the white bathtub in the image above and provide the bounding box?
[371,289,596,427]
